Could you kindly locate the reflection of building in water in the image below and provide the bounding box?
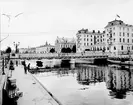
[76,65,133,99]
[105,67,133,99]
[76,66,105,85]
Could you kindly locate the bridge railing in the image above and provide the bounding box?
[18,52,108,59]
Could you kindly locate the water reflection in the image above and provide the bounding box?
[76,64,133,99]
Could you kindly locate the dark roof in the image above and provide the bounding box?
[105,19,133,28]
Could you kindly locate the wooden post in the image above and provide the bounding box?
[2,58,5,75]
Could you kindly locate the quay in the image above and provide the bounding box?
[0,61,62,105]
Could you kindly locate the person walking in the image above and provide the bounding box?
[27,63,30,72]
[23,61,27,74]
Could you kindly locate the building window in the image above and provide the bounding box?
[113,27,115,30]
[107,47,109,50]
[114,39,115,42]
[121,45,123,50]
[123,38,125,42]
[132,46,133,50]
[123,32,125,36]
[87,39,88,41]
[127,33,129,37]
[120,38,121,42]
[84,43,86,46]
[132,33,133,37]
[127,39,129,43]
[119,32,121,36]
[87,35,88,37]
[114,46,116,50]
[132,39,133,43]
[84,38,86,41]
[113,33,115,36]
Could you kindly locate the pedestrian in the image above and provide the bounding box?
[27,63,30,72]
[23,61,27,74]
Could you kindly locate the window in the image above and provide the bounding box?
[132,33,133,37]
[132,39,133,43]
[84,43,86,46]
[87,39,88,41]
[114,46,116,50]
[120,38,121,42]
[127,33,129,37]
[113,33,115,36]
[127,39,129,43]
[84,35,86,37]
[114,39,115,42]
[113,27,115,30]
[84,38,86,41]
[121,46,123,50]
[132,46,133,50]
[107,47,109,50]
[123,38,125,42]
[123,32,125,36]
[87,35,88,37]
[119,32,121,36]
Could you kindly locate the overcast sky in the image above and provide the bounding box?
[0,0,133,50]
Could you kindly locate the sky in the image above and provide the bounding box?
[0,0,133,50]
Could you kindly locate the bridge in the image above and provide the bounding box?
[11,52,108,60]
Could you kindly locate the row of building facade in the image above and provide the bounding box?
[19,19,133,55]
[19,37,76,54]
[76,19,133,55]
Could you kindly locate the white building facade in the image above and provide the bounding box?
[55,37,76,53]
[104,19,133,56]
[76,29,105,53]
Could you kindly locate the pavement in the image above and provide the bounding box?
[11,65,60,105]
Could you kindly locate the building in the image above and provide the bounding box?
[35,42,55,53]
[19,42,55,54]
[55,36,76,53]
[76,29,105,53]
[104,19,133,55]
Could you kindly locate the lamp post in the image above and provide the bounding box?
[0,12,23,74]
[14,42,20,53]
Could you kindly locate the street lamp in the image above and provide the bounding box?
[14,42,20,53]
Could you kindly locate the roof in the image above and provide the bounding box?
[77,28,104,35]
[56,37,76,43]
[105,19,133,28]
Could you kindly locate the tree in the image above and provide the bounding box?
[72,45,76,53]
[50,48,55,53]
[5,47,12,54]
[66,48,71,53]
[5,47,12,61]
[61,48,66,53]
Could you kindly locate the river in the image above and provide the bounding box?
[28,59,133,105]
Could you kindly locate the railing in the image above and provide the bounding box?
[0,58,10,105]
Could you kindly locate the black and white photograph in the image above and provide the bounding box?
[0,0,133,105]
